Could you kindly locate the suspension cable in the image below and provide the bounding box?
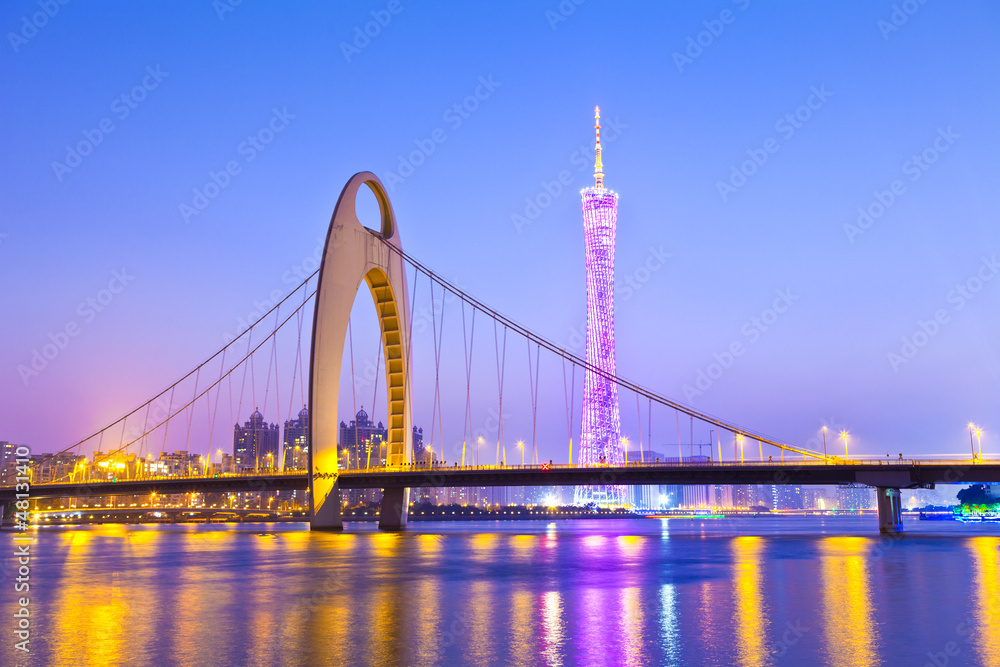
[372,233,824,460]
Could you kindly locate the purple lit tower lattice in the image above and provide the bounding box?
[575,106,626,507]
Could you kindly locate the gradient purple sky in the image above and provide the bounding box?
[1,1,998,463]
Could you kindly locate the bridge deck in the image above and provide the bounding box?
[3,460,999,501]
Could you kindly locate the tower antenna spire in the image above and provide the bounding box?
[594,105,604,189]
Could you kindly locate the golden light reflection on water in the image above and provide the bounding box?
[511,534,538,561]
[470,532,500,561]
[411,575,442,665]
[541,590,565,666]
[367,565,405,665]
[464,579,496,664]
[620,586,645,666]
[417,532,442,553]
[370,530,400,557]
[510,587,534,666]
[616,534,645,561]
[731,536,769,667]
[50,528,159,666]
[820,536,879,667]
[969,536,1000,667]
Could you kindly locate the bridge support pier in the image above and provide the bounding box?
[0,501,13,530]
[310,480,343,531]
[378,487,408,530]
[876,487,904,534]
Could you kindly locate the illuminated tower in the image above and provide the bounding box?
[575,106,625,507]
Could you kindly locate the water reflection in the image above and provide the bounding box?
[620,586,645,666]
[464,579,496,664]
[13,518,996,667]
[510,586,534,666]
[541,590,565,666]
[578,586,611,665]
[969,536,1000,666]
[732,536,769,667]
[659,583,680,665]
[820,537,879,667]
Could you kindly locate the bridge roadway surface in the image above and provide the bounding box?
[4,460,1000,501]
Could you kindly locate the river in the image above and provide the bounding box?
[3,516,999,666]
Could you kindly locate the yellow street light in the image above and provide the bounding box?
[841,432,849,461]
[969,423,978,461]
[517,441,525,466]
[737,434,744,464]
[976,429,983,460]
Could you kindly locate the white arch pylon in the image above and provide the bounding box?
[308,172,412,530]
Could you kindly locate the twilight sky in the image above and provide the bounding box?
[1,1,998,463]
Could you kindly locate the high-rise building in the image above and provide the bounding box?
[576,106,625,507]
[626,449,667,509]
[1,441,19,484]
[339,407,386,470]
[282,406,309,470]
[732,484,752,508]
[776,485,804,510]
[838,484,875,510]
[804,486,835,510]
[339,407,387,505]
[233,409,280,471]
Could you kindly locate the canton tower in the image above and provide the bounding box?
[575,106,625,507]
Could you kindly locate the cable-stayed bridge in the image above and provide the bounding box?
[4,172,998,534]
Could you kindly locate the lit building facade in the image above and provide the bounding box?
[233,409,280,471]
[576,106,625,507]
[339,407,387,505]
[776,485,804,510]
[0,441,19,484]
[282,407,310,470]
[838,484,875,510]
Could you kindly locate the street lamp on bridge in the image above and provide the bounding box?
[841,431,849,461]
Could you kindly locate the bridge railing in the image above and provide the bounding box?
[339,456,995,475]
[6,456,994,490]
[0,468,308,489]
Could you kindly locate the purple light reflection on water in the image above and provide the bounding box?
[5,517,1000,666]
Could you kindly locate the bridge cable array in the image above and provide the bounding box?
[23,233,830,488]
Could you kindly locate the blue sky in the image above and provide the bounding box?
[1,1,998,462]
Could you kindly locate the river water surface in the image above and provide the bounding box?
[3,516,1000,666]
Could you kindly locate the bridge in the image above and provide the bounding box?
[4,172,994,534]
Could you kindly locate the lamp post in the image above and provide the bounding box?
[476,436,483,467]
[822,425,828,459]
[517,441,525,466]
[976,429,983,460]
[841,432,849,461]
[969,423,977,461]
[737,434,744,464]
